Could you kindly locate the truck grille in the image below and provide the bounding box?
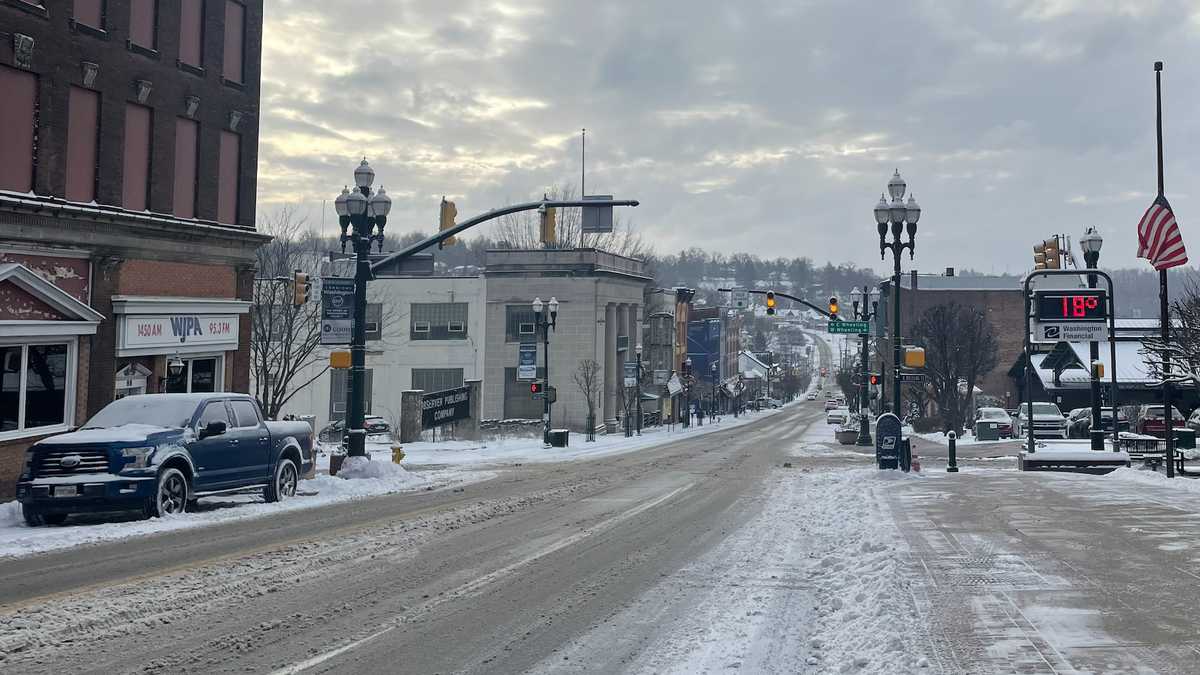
[33,448,111,478]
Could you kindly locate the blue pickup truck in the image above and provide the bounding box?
[16,393,314,526]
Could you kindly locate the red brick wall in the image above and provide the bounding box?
[117,260,237,297]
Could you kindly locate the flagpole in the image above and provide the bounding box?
[1155,61,1175,478]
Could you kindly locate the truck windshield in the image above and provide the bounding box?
[82,397,197,429]
[1031,403,1061,416]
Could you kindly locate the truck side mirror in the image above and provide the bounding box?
[200,420,227,440]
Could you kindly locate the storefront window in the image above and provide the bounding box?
[165,356,222,393]
[0,341,73,437]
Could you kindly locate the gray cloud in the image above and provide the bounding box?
[259,0,1200,273]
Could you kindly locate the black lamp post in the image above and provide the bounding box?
[851,286,880,445]
[711,361,719,420]
[1080,227,1105,451]
[532,296,558,446]
[635,343,644,436]
[333,159,392,457]
[682,357,693,427]
[874,170,920,419]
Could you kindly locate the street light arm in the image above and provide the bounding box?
[369,198,640,272]
[717,288,846,320]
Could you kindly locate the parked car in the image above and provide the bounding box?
[1134,405,1186,438]
[826,407,850,425]
[1013,402,1068,439]
[974,407,1013,438]
[16,393,314,526]
[824,399,839,411]
[1188,408,1200,433]
[318,415,391,443]
[1067,407,1129,438]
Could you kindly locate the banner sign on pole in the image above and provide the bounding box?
[518,343,538,380]
[421,386,471,428]
[320,277,355,345]
[667,374,683,396]
[624,361,638,387]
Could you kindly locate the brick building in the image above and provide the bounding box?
[0,0,267,496]
[877,270,1024,407]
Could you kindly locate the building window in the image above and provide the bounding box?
[366,303,382,341]
[122,103,152,211]
[73,0,104,29]
[164,356,223,393]
[173,118,198,218]
[502,366,544,420]
[411,368,463,394]
[217,130,240,224]
[0,341,73,439]
[129,0,157,49]
[179,0,204,67]
[66,87,99,204]
[411,303,468,341]
[329,368,372,421]
[0,66,37,193]
[223,0,245,84]
[505,305,538,342]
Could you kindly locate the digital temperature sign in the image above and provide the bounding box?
[1034,290,1107,322]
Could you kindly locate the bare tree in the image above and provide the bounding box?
[912,302,999,433]
[493,184,653,258]
[572,359,602,435]
[251,207,327,419]
[1141,279,1200,390]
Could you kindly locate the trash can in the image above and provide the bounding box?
[1174,427,1196,450]
[549,429,569,448]
[975,421,1000,441]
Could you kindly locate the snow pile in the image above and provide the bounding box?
[1105,466,1200,495]
[915,430,1011,446]
[336,456,421,482]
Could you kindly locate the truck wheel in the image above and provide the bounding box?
[146,468,190,518]
[22,506,46,527]
[264,458,298,503]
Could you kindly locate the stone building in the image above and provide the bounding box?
[0,0,266,496]
[481,249,650,432]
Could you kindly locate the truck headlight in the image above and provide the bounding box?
[121,446,156,469]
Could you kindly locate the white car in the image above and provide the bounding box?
[1013,402,1068,439]
[806,393,817,401]
[826,407,850,425]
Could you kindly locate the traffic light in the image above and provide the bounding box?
[1033,242,1047,270]
[530,381,544,395]
[539,202,557,245]
[438,197,458,249]
[1044,236,1061,269]
[869,374,880,386]
[829,296,839,319]
[765,291,776,316]
[292,270,311,306]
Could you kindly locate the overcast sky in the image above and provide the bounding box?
[257,0,1200,276]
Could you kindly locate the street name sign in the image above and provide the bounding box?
[517,343,537,380]
[582,195,614,233]
[828,321,870,334]
[898,372,925,382]
[320,277,354,345]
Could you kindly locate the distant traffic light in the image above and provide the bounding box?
[438,197,458,249]
[1043,236,1061,269]
[530,381,544,395]
[766,291,776,316]
[829,296,839,319]
[540,200,557,245]
[292,270,311,306]
[869,374,880,386]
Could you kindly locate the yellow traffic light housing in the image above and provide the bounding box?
[766,291,776,316]
[1044,236,1061,269]
[828,296,838,319]
[292,270,311,306]
[1033,243,1047,270]
[438,197,458,249]
[903,346,926,368]
[540,204,557,245]
[1092,361,1105,379]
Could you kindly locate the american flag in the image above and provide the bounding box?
[1137,194,1188,270]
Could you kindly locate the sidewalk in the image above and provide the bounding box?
[888,467,1200,673]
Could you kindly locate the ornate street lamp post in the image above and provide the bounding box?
[874,170,920,420]
[635,344,644,435]
[851,286,880,445]
[333,159,391,457]
[1080,227,1105,451]
[532,296,558,446]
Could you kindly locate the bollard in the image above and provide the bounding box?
[947,430,959,473]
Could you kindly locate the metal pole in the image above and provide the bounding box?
[892,247,902,417]
[346,218,370,458]
[543,318,551,446]
[1024,276,1036,455]
[857,324,872,445]
[1088,266,1104,451]
[1155,62,1175,478]
[636,352,643,436]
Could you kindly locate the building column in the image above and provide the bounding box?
[604,302,618,429]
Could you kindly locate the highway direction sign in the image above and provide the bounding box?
[828,321,870,334]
